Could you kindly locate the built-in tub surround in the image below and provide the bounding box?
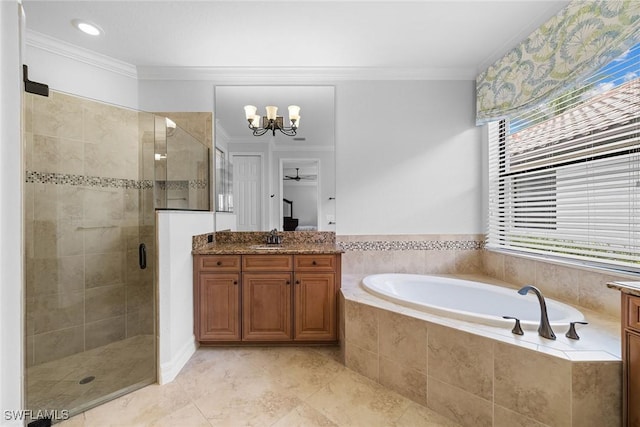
[362,274,585,330]
[337,234,484,276]
[484,250,639,319]
[341,274,622,427]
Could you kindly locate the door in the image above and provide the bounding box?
[232,155,262,231]
[628,331,640,427]
[294,273,336,341]
[198,273,241,341]
[280,159,320,231]
[242,273,292,341]
[24,90,157,420]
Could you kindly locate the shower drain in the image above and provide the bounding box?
[79,376,95,385]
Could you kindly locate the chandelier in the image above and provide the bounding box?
[244,105,300,137]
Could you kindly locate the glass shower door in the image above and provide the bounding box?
[24,90,157,422]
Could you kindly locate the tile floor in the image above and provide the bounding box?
[27,335,156,422]
[58,346,461,426]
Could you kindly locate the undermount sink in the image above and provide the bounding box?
[250,245,283,250]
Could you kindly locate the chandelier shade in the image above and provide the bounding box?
[244,104,301,136]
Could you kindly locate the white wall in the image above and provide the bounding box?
[335,80,482,234]
[157,211,214,384]
[0,2,24,426]
[25,34,139,109]
[138,80,215,112]
[139,79,484,235]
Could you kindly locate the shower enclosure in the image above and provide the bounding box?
[23,90,208,422]
[154,116,210,211]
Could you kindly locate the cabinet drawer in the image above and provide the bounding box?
[198,255,241,272]
[627,295,640,332]
[242,255,293,272]
[294,254,336,272]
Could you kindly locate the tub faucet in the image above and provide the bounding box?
[518,285,556,340]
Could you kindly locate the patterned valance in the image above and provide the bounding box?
[476,0,640,124]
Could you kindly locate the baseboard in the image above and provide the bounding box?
[158,335,197,385]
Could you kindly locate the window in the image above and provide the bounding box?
[215,148,233,212]
[487,43,640,271]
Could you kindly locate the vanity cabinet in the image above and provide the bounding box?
[193,252,340,344]
[624,293,640,427]
[194,255,241,341]
[294,255,337,341]
[242,273,293,341]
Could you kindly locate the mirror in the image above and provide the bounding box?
[281,159,319,231]
[214,86,335,232]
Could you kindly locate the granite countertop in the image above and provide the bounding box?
[192,242,343,255]
[191,230,342,255]
[607,281,640,297]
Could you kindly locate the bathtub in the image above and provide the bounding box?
[361,274,585,330]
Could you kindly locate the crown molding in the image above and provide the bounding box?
[214,119,232,142]
[25,30,138,79]
[24,30,475,82]
[137,66,476,82]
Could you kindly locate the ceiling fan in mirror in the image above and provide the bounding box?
[284,168,315,181]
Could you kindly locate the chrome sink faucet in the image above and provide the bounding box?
[518,285,556,340]
[265,229,282,245]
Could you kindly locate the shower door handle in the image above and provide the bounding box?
[139,243,147,270]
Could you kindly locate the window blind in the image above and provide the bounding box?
[487,43,640,271]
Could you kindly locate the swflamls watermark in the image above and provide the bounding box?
[3,409,70,421]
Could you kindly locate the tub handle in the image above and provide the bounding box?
[565,321,588,340]
[503,316,524,336]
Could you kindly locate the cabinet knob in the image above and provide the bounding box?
[296,280,300,285]
[286,281,290,285]
[216,261,222,266]
[233,280,238,285]
[312,260,317,265]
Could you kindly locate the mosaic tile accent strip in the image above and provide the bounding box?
[157,180,208,190]
[26,171,154,189]
[190,180,208,189]
[338,240,484,251]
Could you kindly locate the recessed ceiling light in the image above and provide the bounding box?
[72,19,103,36]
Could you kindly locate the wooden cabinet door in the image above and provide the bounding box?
[627,331,640,427]
[197,273,240,341]
[293,272,336,341]
[627,295,640,332]
[242,273,292,341]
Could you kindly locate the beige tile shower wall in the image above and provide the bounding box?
[343,300,621,427]
[338,234,484,275]
[24,92,155,367]
[156,112,212,149]
[483,250,634,318]
[155,112,212,211]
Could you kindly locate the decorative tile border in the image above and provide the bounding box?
[157,180,208,190]
[338,240,484,251]
[26,171,154,189]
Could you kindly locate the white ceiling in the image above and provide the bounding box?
[22,0,570,80]
[22,1,569,147]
